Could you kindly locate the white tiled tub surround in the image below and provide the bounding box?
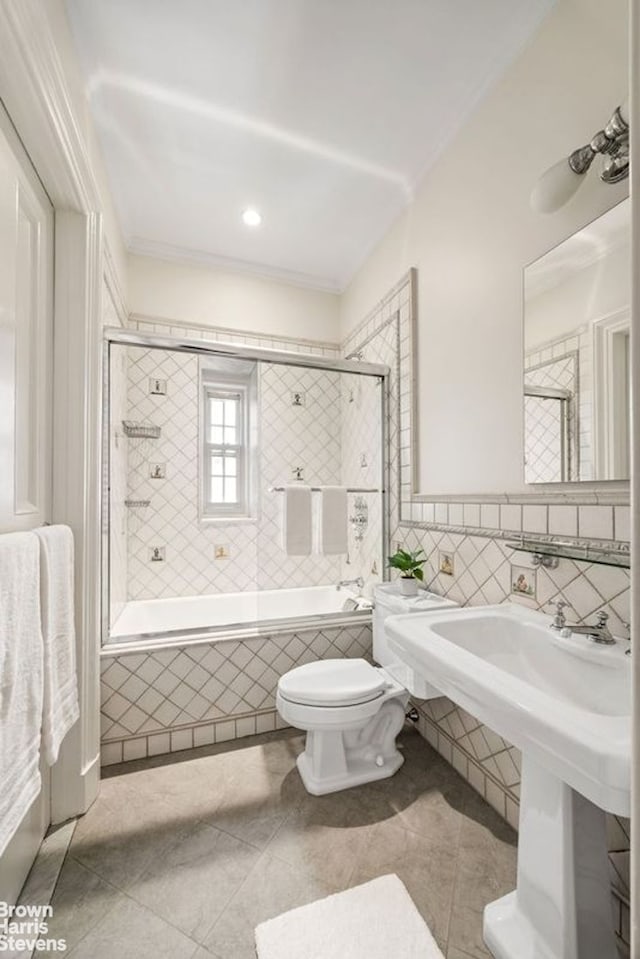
[341,270,630,951]
[122,348,346,600]
[102,323,384,766]
[125,315,382,593]
[100,621,372,763]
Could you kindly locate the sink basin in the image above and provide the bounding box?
[386,601,630,814]
[385,601,631,959]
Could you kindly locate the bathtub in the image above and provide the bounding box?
[107,584,373,651]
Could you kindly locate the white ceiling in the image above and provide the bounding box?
[65,0,555,292]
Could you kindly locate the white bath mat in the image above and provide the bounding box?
[254,874,444,959]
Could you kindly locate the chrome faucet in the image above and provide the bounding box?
[548,601,616,644]
[561,610,615,645]
[337,577,364,591]
[548,600,569,631]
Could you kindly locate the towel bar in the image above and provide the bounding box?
[268,486,380,493]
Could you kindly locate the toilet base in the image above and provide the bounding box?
[297,745,404,796]
[294,695,409,795]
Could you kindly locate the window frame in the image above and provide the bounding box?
[201,381,250,519]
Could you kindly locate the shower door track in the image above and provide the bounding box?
[103,327,389,377]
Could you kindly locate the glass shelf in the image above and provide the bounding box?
[506,538,630,569]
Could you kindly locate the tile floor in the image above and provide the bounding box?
[46,727,517,958]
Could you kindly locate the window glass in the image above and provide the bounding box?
[202,385,248,517]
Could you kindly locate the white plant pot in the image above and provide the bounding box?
[399,577,418,597]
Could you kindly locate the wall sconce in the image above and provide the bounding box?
[531,100,629,213]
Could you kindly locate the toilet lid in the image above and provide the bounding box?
[278,658,387,707]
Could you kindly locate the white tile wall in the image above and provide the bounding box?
[257,363,343,590]
[340,372,383,593]
[122,347,259,599]
[116,348,345,601]
[548,504,578,537]
[579,505,614,540]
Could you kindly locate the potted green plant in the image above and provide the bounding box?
[387,548,426,596]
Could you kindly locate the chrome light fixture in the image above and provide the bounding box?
[531,100,629,213]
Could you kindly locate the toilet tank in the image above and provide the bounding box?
[373,583,458,699]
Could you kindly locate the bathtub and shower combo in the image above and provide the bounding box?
[100,329,389,763]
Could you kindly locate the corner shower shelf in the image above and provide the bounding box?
[122,420,161,439]
[125,499,151,509]
[507,537,630,569]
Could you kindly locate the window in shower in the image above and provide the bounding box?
[204,387,245,513]
[200,359,258,520]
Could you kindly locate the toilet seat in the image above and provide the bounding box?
[276,662,406,733]
[277,658,387,708]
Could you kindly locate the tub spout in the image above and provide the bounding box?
[337,577,364,591]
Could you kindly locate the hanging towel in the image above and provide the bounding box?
[35,525,79,766]
[0,532,43,858]
[281,485,312,555]
[318,486,348,554]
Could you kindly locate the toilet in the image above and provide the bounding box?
[276,583,458,795]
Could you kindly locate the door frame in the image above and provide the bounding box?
[0,0,122,820]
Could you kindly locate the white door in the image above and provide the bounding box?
[0,102,54,905]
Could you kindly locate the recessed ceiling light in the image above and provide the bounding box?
[242,208,262,227]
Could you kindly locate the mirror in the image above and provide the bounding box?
[523,198,630,483]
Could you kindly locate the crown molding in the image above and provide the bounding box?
[0,0,100,212]
[128,235,343,295]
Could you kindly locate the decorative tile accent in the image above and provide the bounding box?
[510,563,536,599]
[438,550,455,577]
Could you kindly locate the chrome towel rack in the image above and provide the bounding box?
[268,486,380,493]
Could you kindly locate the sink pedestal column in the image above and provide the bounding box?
[483,756,616,959]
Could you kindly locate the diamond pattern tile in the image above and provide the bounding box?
[100,624,372,740]
[525,329,593,481]
[119,349,350,600]
[524,353,577,483]
[257,363,342,590]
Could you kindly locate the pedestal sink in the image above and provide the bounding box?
[385,602,631,959]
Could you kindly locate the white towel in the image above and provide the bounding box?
[317,486,348,554]
[0,532,43,858]
[35,525,79,766]
[281,485,312,555]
